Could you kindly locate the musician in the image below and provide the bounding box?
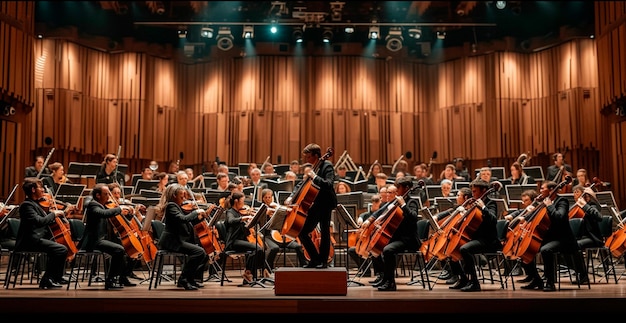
[546,152,573,182]
[289,160,302,179]
[433,187,472,286]
[454,158,471,182]
[335,164,352,181]
[140,167,154,181]
[573,168,591,187]
[224,190,265,284]
[449,179,499,292]
[438,164,464,184]
[335,182,351,194]
[215,172,230,191]
[572,184,603,284]
[285,143,337,269]
[509,161,535,185]
[156,184,208,290]
[24,155,51,178]
[284,171,298,182]
[42,162,71,195]
[412,163,434,207]
[153,172,169,195]
[348,193,382,278]
[520,180,586,291]
[368,177,421,291]
[184,167,204,188]
[15,177,69,289]
[440,179,455,200]
[166,160,180,184]
[96,154,125,185]
[80,183,136,290]
[368,172,388,193]
[504,189,539,283]
[367,161,383,185]
[247,167,268,200]
[260,188,307,271]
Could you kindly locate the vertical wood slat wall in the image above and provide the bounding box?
[1,2,625,208]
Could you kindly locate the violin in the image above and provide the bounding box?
[568,177,603,219]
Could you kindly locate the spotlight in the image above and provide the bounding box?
[242,25,254,39]
[437,31,446,40]
[201,27,214,38]
[408,28,421,40]
[369,25,380,40]
[344,26,355,34]
[178,28,188,39]
[495,1,506,10]
[293,27,304,43]
[9,106,15,115]
[216,27,234,51]
[322,28,333,43]
[385,27,403,52]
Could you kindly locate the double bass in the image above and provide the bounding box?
[504,176,573,264]
[281,147,334,238]
[442,182,502,262]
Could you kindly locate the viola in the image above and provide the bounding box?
[568,177,603,219]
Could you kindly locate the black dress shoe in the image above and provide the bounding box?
[55,277,70,285]
[368,274,383,284]
[543,283,557,292]
[303,262,320,268]
[445,276,459,285]
[438,270,452,280]
[105,281,124,290]
[520,278,544,290]
[39,278,62,289]
[572,275,589,285]
[449,278,469,289]
[190,280,204,288]
[460,281,481,292]
[177,280,198,290]
[377,280,397,291]
[315,263,328,269]
[517,276,533,283]
[372,279,387,288]
[119,277,137,287]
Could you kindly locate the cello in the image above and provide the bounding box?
[605,207,626,258]
[281,147,334,238]
[125,203,158,264]
[105,193,144,260]
[420,197,473,262]
[303,225,335,264]
[505,176,573,264]
[364,180,423,258]
[442,182,502,262]
[41,187,78,261]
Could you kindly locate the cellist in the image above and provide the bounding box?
[367,177,421,292]
[571,184,604,284]
[80,183,136,290]
[15,177,69,289]
[446,179,499,292]
[519,180,587,291]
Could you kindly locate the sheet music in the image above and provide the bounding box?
[336,204,360,229]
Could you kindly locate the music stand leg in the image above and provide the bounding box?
[347,257,370,287]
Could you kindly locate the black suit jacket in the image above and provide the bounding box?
[290,160,338,212]
[157,202,202,251]
[15,199,56,250]
[80,200,123,250]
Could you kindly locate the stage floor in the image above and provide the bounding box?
[2,264,626,318]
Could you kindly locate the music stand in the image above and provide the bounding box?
[523,166,545,182]
[336,192,365,210]
[134,179,159,194]
[66,162,87,180]
[245,204,270,287]
[55,183,86,205]
[265,205,291,268]
[204,190,231,205]
[83,163,103,179]
[339,178,368,193]
[505,185,538,204]
[334,204,364,286]
[433,197,456,214]
[139,189,161,198]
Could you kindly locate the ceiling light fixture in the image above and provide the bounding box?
[216,27,234,51]
[385,27,403,52]
[242,25,254,39]
[293,27,304,43]
[408,27,421,40]
[369,25,380,40]
[322,28,333,43]
[201,26,214,38]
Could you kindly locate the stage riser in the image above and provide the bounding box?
[274,267,347,296]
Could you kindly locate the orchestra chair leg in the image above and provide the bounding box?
[4,251,47,289]
[473,251,507,289]
[585,247,618,284]
[148,250,187,290]
[67,250,109,289]
[553,251,590,290]
[220,250,253,286]
[406,251,431,290]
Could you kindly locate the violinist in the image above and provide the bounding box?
[519,180,586,291]
[368,177,420,291]
[285,143,337,270]
[261,188,307,272]
[80,183,136,290]
[96,153,125,185]
[156,184,208,290]
[246,167,268,200]
[224,190,265,284]
[15,177,69,289]
[24,155,51,178]
[154,172,169,195]
[366,161,383,185]
[289,160,302,179]
[449,179,499,292]
[573,168,591,187]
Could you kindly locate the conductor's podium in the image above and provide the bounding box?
[274,267,347,296]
